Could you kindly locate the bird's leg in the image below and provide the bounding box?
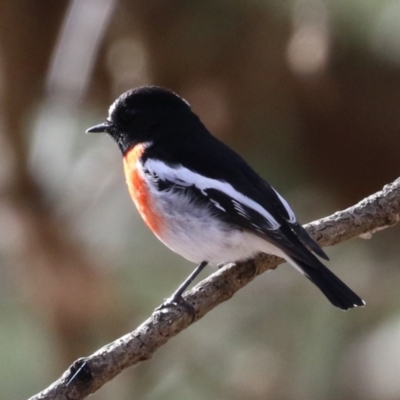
[158,261,208,320]
[169,261,209,302]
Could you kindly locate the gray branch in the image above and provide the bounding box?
[28,178,400,400]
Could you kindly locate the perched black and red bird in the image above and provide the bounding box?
[87,86,364,310]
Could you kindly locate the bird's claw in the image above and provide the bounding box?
[156,294,196,322]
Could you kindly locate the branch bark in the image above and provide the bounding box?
[28,178,400,400]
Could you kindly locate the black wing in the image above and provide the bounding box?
[142,119,364,309]
[145,127,328,262]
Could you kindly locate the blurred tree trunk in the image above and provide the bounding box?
[294,60,400,206]
[0,0,121,365]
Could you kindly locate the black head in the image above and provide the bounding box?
[86,86,192,154]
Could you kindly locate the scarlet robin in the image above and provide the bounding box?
[87,86,364,311]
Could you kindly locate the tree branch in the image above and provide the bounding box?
[28,178,400,400]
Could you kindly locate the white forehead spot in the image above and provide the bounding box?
[108,99,118,119]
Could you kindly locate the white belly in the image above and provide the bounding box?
[151,188,286,265]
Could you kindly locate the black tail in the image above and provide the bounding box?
[292,258,365,310]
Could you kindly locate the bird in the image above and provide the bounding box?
[86,85,365,311]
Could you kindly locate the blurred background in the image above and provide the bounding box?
[0,0,399,399]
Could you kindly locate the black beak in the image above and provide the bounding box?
[86,120,113,134]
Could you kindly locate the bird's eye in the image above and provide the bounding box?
[119,108,136,123]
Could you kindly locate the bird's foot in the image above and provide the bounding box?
[156,293,196,322]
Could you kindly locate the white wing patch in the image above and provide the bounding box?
[210,199,226,212]
[108,98,118,120]
[273,188,297,223]
[143,159,281,230]
[232,199,249,219]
